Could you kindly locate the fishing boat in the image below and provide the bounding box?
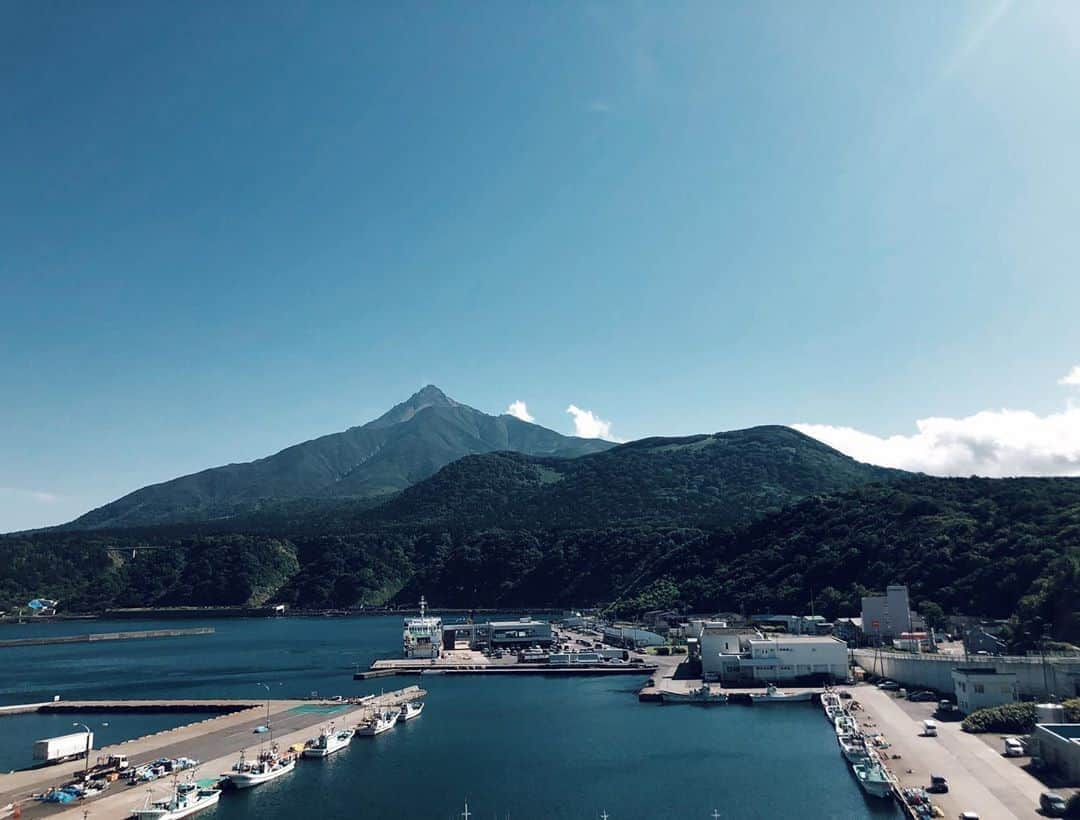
[302,725,355,758]
[132,781,221,820]
[834,714,859,736]
[397,700,425,722]
[224,746,295,789]
[660,683,729,704]
[356,709,397,737]
[838,732,870,764]
[851,758,893,799]
[749,684,813,703]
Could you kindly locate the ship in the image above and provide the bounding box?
[749,684,813,703]
[223,746,296,789]
[398,700,425,722]
[356,708,398,737]
[851,758,893,799]
[660,683,729,704]
[302,725,355,758]
[834,714,859,737]
[132,781,220,820]
[403,596,442,659]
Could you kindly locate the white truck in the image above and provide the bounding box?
[32,731,92,764]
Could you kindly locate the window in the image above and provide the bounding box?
[974,683,984,694]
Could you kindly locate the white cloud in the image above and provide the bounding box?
[0,487,59,503]
[794,406,1080,478]
[505,400,535,423]
[1059,365,1080,386]
[566,404,621,441]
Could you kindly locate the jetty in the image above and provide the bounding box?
[0,628,214,650]
[0,687,424,820]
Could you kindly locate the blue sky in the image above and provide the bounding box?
[3,1,1079,530]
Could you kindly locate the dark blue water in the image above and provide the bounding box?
[0,618,900,819]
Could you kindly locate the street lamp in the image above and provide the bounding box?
[72,722,92,779]
[257,683,272,742]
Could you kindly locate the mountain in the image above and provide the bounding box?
[65,386,613,530]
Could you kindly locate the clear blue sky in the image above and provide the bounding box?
[3,1,1079,530]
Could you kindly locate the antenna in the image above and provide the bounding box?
[462,800,471,820]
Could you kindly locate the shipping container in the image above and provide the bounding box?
[32,731,92,763]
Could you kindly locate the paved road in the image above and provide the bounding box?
[855,686,1042,819]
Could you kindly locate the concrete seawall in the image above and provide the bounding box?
[852,648,1080,698]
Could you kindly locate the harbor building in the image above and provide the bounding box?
[951,667,1018,714]
[1033,724,1080,783]
[441,618,554,651]
[702,633,849,684]
[860,585,912,641]
[602,625,665,649]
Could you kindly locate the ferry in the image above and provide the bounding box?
[749,684,813,703]
[851,758,893,799]
[357,708,398,737]
[398,700,424,722]
[132,781,220,820]
[302,725,355,758]
[660,683,729,704]
[403,596,442,659]
[224,746,295,789]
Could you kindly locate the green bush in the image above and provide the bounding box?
[961,702,1036,734]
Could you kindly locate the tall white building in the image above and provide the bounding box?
[860,585,912,641]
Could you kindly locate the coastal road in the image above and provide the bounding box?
[855,686,1043,819]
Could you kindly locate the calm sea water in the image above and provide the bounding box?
[0,617,900,819]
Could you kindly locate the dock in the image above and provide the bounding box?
[0,628,214,650]
[0,688,424,820]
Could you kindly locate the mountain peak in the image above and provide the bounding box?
[369,384,458,429]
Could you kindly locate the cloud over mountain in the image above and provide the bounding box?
[566,404,620,441]
[505,400,535,422]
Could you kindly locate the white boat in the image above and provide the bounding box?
[224,747,296,788]
[302,725,355,758]
[132,782,221,820]
[852,758,893,799]
[356,709,397,737]
[397,700,424,722]
[838,733,870,764]
[660,683,729,704]
[834,714,859,736]
[750,684,813,703]
[403,596,442,659]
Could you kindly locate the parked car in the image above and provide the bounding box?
[1039,792,1067,817]
[928,774,949,794]
[1003,737,1024,757]
[907,690,936,702]
[877,680,900,691]
[959,813,980,820]
[937,700,957,715]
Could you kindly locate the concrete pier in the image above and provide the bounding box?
[0,688,424,820]
[0,628,215,650]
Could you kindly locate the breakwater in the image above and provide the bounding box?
[0,627,214,649]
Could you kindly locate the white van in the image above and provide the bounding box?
[922,719,938,737]
[1003,737,1024,757]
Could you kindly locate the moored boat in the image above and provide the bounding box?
[397,700,424,722]
[132,781,221,820]
[357,709,397,737]
[750,684,813,703]
[660,683,729,704]
[224,746,295,789]
[302,725,355,758]
[834,714,859,736]
[851,758,893,799]
[838,732,870,764]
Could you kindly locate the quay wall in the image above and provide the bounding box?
[852,649,1080,699]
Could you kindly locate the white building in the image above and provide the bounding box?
[951,667,1018,715]
[702,632,848,683]
[861,585,912,641]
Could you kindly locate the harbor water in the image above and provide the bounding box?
[0,617,901,819]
